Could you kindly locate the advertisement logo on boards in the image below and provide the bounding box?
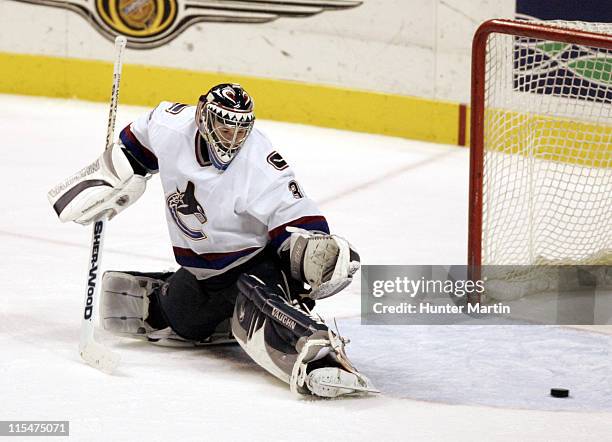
[8,0,362,49]
[515,1,612,103]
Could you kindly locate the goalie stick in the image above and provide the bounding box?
[79,36,127,373]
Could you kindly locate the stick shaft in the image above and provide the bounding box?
[84,36,126,337]
[79,36,126,372]
[105,36,127,151]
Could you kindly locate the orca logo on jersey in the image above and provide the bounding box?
[166,181,208,240]
[7,0,362,49]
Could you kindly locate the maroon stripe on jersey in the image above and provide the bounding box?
[268,215,330,250]
[173,246,261,270]
[194,133,211,167]
[120,124,159,171]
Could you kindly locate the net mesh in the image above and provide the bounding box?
[482,20,612,267]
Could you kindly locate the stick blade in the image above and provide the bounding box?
[80,341,120,374]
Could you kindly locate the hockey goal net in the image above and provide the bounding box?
[468,19,612,300]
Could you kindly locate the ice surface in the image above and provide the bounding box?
[0,95,610,441]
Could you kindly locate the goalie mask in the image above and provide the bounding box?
[196,83,255,170]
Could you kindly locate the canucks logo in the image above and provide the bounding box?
[8,0,362,49]
[166,181,207,240]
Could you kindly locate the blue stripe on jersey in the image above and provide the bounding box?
[173,246,261,270]
[119,124,159,172]
[268,216,330,251]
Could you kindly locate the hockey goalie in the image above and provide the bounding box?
[48,83,377,398]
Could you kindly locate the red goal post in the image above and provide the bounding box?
[468,19,612,269]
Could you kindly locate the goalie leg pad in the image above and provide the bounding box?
[101,270,237,345]
[232,274,377,397]
[100,271,170,338]
[232,273,329,384]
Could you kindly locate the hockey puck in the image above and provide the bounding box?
[550,388,569,398]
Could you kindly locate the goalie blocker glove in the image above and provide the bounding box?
[287,227,360,300]
[47,142,146,224]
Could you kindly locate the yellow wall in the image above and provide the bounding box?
[485,109,612,168]
[0,51,467,146]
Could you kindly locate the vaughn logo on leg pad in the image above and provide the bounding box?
[166,181,208,240]
[271,307,297,330]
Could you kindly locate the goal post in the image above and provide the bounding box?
[467,19,612,302]
[469,19,612,266]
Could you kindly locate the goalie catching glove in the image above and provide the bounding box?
[287,227,360,300]
[47,143,146,224]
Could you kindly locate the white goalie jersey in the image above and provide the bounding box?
[119,101,329,279]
